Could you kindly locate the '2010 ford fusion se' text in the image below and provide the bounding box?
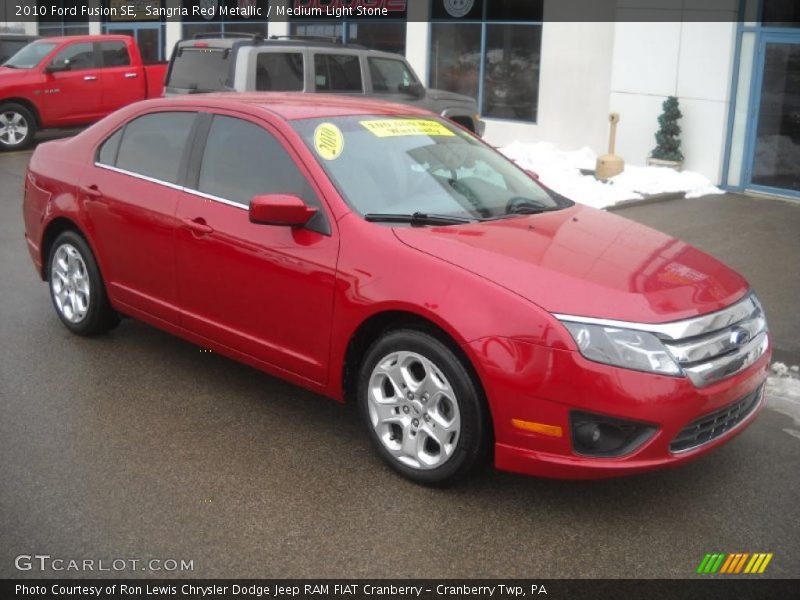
[22,94,770,484]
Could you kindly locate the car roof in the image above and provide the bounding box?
[150,93,434,121]
[31,34,132,44]
[176,36,401,58]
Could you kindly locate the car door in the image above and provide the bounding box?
[82,110,197,323]
[366,56,421,104]
[311,52,365,95]
[174,112,339,383]
[42,42,102,123]
[97,40,145,115]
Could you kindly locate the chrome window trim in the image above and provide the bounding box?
[94,163,184,191]
[94,162,247,211]
[553,293,758,341]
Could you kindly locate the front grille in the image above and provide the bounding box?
[670,385,763,453]
[660,294,769,388]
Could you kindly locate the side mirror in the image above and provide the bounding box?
[45,61,70,74]
[402,82,425,98]
[526,169,540,181]
[249,194,317,227]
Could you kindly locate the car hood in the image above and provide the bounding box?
[0,66,31,81]
[393,204,749,323]
[426,88,477,108]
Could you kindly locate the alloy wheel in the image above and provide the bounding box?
[50,243,91,324]
[367,350,461,470]
[0,111,29,147]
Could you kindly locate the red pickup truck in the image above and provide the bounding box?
[0,35,167,151]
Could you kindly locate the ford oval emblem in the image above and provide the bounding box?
[729,327,750,347]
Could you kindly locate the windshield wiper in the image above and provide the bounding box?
[364,212,473,226]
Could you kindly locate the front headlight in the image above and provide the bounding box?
[561,321,681,376]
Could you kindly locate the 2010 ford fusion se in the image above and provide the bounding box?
[22,94,771,484]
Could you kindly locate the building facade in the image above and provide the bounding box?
[7,0,800,197]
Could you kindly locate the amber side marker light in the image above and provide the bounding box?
[511,419,563,437]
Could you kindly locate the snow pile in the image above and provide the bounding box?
[766,362,800,441]
[499,141,723,209]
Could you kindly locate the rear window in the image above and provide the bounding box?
[255,52,304,92]
[168,46,230,92]
[115,112,196,184]
[314,54,362,92]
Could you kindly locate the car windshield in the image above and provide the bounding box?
[3,41,56,69]
[292,116,570,222]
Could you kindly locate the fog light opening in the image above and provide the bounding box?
[570,411,656,457]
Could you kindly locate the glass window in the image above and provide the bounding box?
[486,0,543,21]
[116,112,196,184]
[292,116,567,220]
[347,23,407,55]
[369,58,415,93]
[762,0,800,26]
[291,22,344,41]
[97,128,124,166]
[3,42,57,69]
[482,24,541,122]
[182,23,223,39]
[0,39,32,64]
[255,53,304,92]
[198,115,320,209]
[431,0,484,20]
[50,42,97,71]
[430,23,481,101]
[99,41,131,68]
[314,54,363,92]
[167,47,230,92]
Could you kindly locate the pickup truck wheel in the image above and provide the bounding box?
[0,104,36,150]
[358,329,487,485]
[47,231,119,336]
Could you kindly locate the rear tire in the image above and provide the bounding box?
[0,103,36,150]
[357,329,488,485]
[47,231,119,336]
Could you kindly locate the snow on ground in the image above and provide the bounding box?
[500,142,724,209]
[766,363,800,441]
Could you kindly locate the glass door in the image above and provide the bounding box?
[103,23,164,64]
[746,33,800,195]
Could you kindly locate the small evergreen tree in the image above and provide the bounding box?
[651,96,684,162]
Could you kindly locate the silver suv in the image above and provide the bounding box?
[164,34,485,136]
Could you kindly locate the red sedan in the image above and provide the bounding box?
[22,94,770,484]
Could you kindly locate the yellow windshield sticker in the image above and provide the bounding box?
[360,119,455,138]
[314,122,344,160]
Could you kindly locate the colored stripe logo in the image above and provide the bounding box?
[697,553,773,574]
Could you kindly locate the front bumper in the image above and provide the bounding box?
[467,337,771,479]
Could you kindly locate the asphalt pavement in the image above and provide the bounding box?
[1,144,798,579]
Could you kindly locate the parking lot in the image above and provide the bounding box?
[1,140,799,579]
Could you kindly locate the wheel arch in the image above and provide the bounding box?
[342,310,491,423]
[39,217,88,281]
[0,97,41,127]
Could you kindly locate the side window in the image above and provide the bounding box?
[198,115,322,212]
[97,127,124,166]
[368,58,414,93]
[100,41,131,68]
[255,52,304,92]
[314,54,362,92]
[115,112,196,184]
[50,43,97,71]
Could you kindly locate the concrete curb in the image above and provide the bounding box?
[606,191,687,211]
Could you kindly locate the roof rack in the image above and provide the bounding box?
[193,32,264,42]
[269,35,342,44]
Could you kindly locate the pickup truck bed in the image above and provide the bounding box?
[0,34,167,150]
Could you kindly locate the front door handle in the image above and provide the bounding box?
[83,75,97,81]
[182,217,214,235]
[80,184,103,198]
[124,72,138,79]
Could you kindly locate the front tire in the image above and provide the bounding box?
[47,231,119,336]
[0,103,36,150]
[357,329,488,485]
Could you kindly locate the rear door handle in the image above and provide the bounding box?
[124,72,138,79]
[83,75,97,81]
[80,184,103,198]
[182,218,214,235]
